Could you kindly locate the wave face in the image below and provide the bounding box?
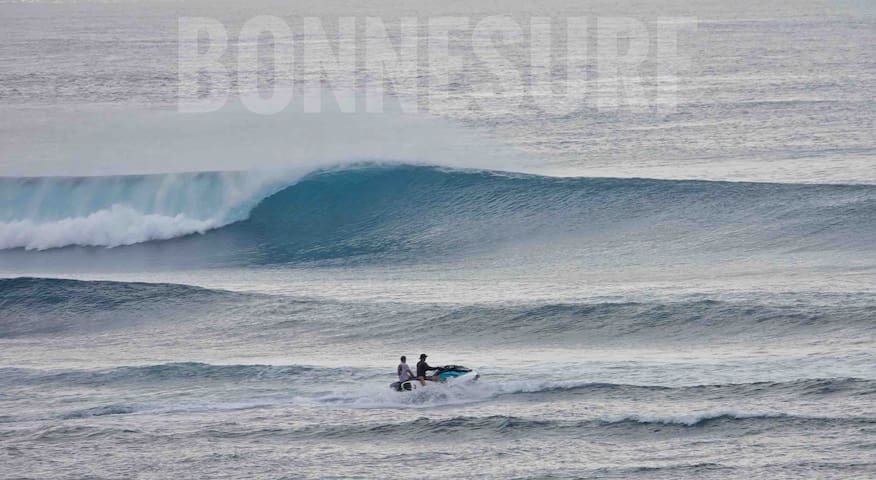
[4,164,875,267]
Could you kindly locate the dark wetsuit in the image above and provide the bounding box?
[416,360,436,378]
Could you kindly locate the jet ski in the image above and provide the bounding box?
[390,365,479,392]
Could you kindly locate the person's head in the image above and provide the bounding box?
[419,353,427,360]
[400,355,406,363]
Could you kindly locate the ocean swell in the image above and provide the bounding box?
[2,164,875,263]
[2,278,875,342]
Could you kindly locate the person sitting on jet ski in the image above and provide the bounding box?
[397,355,415,382]
[416,353,440,385]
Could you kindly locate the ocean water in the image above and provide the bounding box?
[1,0,876,478]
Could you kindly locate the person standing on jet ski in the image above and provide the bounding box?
[416,353,440,385]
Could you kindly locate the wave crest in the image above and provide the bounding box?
[0,170,299,250]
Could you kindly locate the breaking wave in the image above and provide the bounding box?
[2,164,875,264]
[0,169,298,250]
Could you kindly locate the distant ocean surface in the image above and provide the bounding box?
[1,0,875,478]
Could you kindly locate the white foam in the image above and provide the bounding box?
[320,377,497,410]
[0,205,222,250]
[0,169,305,250]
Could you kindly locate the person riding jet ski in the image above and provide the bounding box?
[390,356,478,392]
[416,353,440,385]
[397,355,414,383]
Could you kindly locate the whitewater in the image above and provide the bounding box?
[1,0,875,478]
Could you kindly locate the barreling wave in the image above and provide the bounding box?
[2,164,876,265]
[0,170,298,250]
